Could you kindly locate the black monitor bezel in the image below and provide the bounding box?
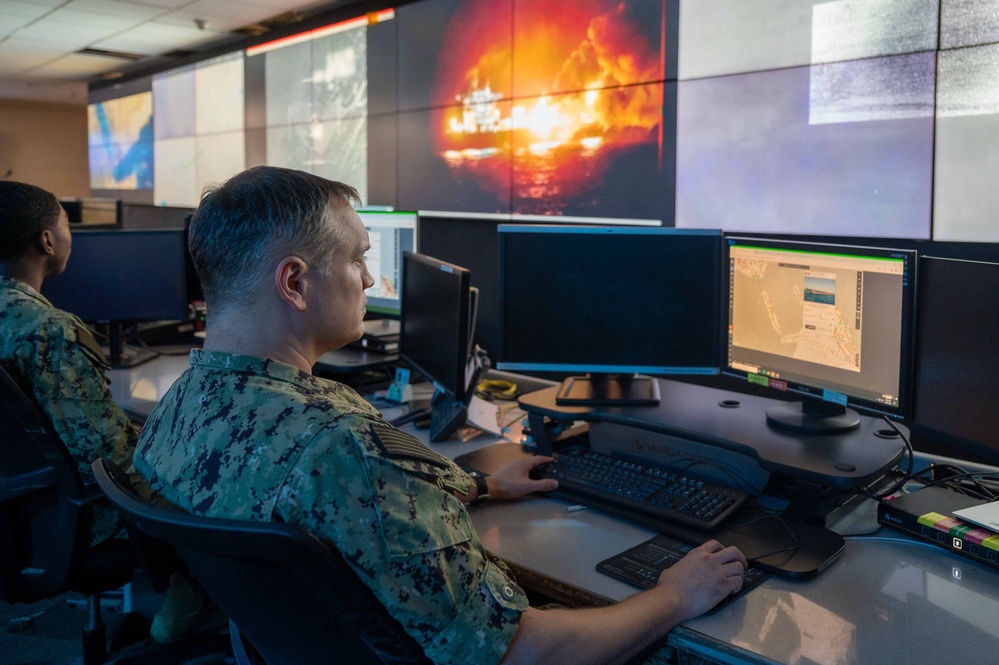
[399,251,473,402]
[723,235,917,423]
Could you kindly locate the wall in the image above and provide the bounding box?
[0,99,88,199]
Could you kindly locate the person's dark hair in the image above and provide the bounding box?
[188,166,361,311]
[0,181,62,262]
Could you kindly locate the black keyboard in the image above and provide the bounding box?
[597,534,772,614]
[533,447,748,530]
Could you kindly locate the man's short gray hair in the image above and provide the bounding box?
[188,166,360,312]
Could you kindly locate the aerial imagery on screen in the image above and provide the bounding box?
[88,92,153,191]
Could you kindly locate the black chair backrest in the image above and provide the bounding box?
[92,459,432,665]
[0,364,88,601]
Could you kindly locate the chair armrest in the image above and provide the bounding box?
[67,483,107,508]
[0,465,61,501]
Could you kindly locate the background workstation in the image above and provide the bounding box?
[4,0,999,663]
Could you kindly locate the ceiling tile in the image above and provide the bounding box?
[44,7,150,31]
[0,38,66,74]
[242,0,329,11]
[12,0,67,8]
[156,1,279,32]
[0,0,56,37]
[93,19,226,55]
[11,19,124,50]
[63,0,168,21]
[30,51,129,78]
[133,0,206,8]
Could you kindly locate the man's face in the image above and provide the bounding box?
[308,203,375,352]
[48,209,72,276]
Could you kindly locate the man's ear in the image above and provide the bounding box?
[37,228,56,257]
[274,256,309,312]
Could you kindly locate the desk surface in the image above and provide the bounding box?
[109,355,999,665]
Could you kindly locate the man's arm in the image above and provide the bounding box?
[30,320,137,476]
[501,540,747,665]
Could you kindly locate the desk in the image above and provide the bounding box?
[108,356,999,665]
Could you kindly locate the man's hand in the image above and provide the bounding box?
[484,456,559,501]
[655,540,747,620]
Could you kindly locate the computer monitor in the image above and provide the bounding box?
[497,226,722,406]
[59,198,122,228]
[912,257,999,466]
[399,251,481,442]
[417,211,660,364]
[358,211,417,317]
[41,229,190,368]
[725,236,916,435]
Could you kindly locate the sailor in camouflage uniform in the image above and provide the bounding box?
[134,166,748,664]
[0,181,137,545]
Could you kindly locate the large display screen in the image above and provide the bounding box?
[675,52,935,239]
[152,52,245,207]
[395,0,672,217]
[86,0,999,244]
[88,91,153,191]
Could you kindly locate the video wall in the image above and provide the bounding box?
[89,0,999,241]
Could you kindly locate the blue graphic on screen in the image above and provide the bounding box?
[803,275,836,305]
[88,92,154,190]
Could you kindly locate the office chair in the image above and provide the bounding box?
[91,458,433,665]
[0,363,138,664]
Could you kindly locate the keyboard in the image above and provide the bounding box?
[597,533,772,614]
[532,447,748,530]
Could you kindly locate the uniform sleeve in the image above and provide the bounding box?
[26,318,137,484]
[274,420,527,665]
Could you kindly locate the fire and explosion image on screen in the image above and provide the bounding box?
[425,0,667,216]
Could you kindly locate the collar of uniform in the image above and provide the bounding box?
[0,276,52,307]
[189,348,324,393]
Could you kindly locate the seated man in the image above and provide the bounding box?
[0,181,137,546]
[133,166,747,665]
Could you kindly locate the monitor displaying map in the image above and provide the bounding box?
[725,236,916,432]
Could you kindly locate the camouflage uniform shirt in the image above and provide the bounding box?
[0,276,137,544]
[133,349,528,665]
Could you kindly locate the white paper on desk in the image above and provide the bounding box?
[466,395,503,435]
[953,501,999,532]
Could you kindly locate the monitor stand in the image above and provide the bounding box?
[555,373,660,407]
[766,397,861,435]
[107,322,157,369]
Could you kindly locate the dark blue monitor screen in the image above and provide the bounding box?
[41,229,189,323]
[913,257,999,464]
[497,226,722,376]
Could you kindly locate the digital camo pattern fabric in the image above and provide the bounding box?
[133,349,527,665]
[0,277,137,545]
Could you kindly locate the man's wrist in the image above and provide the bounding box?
[471,474,490,505]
